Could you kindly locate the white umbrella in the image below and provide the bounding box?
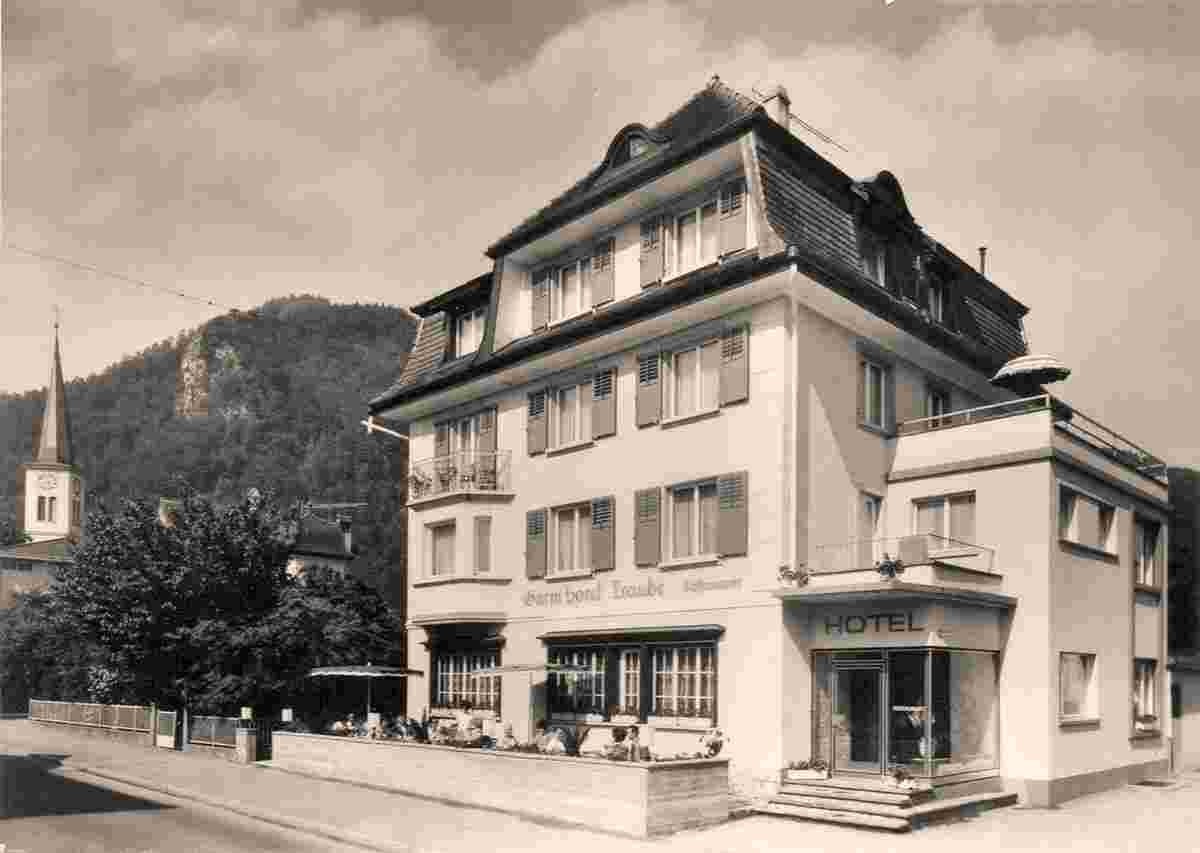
[306,663,424,720]
[473,662,592,742]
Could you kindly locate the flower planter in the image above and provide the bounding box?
[786,769,829,781]
[610,714,639,725]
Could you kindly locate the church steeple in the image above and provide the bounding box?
[36,321,73,465]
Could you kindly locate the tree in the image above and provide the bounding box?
[0,516,31,548]
[0,590,104,711]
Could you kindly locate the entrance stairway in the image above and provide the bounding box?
[756,775,1018,832]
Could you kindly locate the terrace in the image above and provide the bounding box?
[407,450,513,506]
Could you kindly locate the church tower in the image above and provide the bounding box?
[21,324,84,544]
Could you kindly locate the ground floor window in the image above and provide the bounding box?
[653,646,715,718]
[548,648,606,715]
[433,652,500,711]
[1134,659,1158,732]
[813,649,998,779]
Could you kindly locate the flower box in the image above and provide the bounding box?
[610,714,639,725]
[786,768,829,781]
[648,716,713,730]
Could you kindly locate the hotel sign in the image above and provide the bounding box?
[520,576,743,609]
[824,611,926,637]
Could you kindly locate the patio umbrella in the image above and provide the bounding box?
[306,663,424,720]
[473,662,592,742]
[991,354,1071,398]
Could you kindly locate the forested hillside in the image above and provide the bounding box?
[0,295,417,601]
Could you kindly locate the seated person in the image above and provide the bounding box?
[533,720,550,751]
[496,722,518,751]
[541,728,567,755]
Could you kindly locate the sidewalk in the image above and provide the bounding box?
[3,719,1196,853]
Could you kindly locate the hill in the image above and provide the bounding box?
[0,295,418,601]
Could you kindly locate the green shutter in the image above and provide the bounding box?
[591,496,615,572]
[526,509,547,579]
[527,391,547,455]
[591,369,617,439]
[634,488,661,566]
[717,471,748,557]
[635,353,661,427]
[718,327,748,406]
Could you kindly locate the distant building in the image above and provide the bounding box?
[287,513,356,578]
[1168,467,1200,769]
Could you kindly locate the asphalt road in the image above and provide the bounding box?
[0,751,367,853]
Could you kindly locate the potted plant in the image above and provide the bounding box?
[886,765,932,792]
[785,758,829,781]
[609,704,639,725]
[698,727,728,757]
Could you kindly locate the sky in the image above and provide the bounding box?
[1,1,1197,463]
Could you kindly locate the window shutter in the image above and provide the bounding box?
[718,327,748,406]
[434,423,450,458]
[591,238,615,306]
[527,391,547,455]
[856,360,866,425]
[635,353,661,427]
[885,367,896,433]
[639,218,663,287]
[719,178,747,256]
[477,407,497,453]
[526,509,547,579]
[591,496,615,571]
[717,471,749,557]
[477,407,498,488]
[475,517,492,573]
[634,488,661,566]
[591,369,617,439]
[531,269,550,331]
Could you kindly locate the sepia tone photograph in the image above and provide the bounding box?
[0,1,1197,850]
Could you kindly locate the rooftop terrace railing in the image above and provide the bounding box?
[813,533,995,575]
[897,394,1167,483]
[408,450,512,502]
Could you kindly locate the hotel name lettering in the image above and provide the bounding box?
[824,611,926,637]
[521,576,742,608]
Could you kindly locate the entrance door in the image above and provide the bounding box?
[833,665,884,773]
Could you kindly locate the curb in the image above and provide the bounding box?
[70,765,417,853]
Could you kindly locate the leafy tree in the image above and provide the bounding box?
[0,515,31,548]
[0,590,105,709]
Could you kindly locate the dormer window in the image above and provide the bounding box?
[455,307,486,357]
[629,137,650,158]
[927,281,945,323]
[861,233,886,288]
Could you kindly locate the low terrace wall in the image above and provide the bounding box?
[272,732,730,838]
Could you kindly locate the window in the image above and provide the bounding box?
[455,307,486,357]
[862,359,890,430]
[47,497,56,523]
[620,650,641,716]
[1134,659,1158,730]
[665,200,720,279]
[548,648,606,716]
[913,493,976,544]
[665,339,720,419]
[551,503,592,575]
[1060,652,1098,721]
[653,646,716,718]
[925,386,950,425]
[550,258,591,323]
[858,492,883,567]
[1059,487,1116,554]
[434,652,499,711]
[1135,519,1161,587]
[474,516,491,574]
[429,522,456,577]
[36,496,46,522]
[549,379,592,449]
[668,480,718,559]
[861,233,886,287]
[927,282,945,323]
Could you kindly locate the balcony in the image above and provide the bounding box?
[407,450,513,507]
[811,534,997,587]
[895,394,1167,485]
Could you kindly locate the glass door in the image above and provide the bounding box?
[832,664,885,773]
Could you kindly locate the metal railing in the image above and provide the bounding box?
[408,450,512,501]
[897,394,1167,482]
[189,715,238,749]
[813,534,995,575]
[29,699,152,732]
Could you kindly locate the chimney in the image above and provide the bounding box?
[338,514,353,556]
[764,84,791,132]
[978,246,988,276]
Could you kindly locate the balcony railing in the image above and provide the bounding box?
[813,534,995,575]
[897,394,1167,482]
[408,450,512,501]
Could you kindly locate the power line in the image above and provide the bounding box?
[750,86,852,154]
[3,241,242,311]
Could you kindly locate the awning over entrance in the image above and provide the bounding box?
[774,581,1015,609]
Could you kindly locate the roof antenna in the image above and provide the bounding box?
[978,246,987,276]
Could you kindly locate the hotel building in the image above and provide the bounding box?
[367,79,1171,809]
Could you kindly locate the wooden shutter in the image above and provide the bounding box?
[634,488,661,566]
[591,238,615,306]
[527,391,547,455]
[856,359,867,425]
[434,423,450,458]
[526,509,547,579]
[885,366,896,433]
[719,327,748,406]
[640,218,663,287]
[717,471,749,557]
[477,407,497,453]
[591,496,615,572]
[719,178,747,256]
[531,269,550,331]
[591,369,617,439]
[475,516,492,573]
[477,407,498,488]
[635,353,661,427]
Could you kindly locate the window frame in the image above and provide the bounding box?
[427,520,457,578]
[664,198,721,280]
[925,384,951,426]
[433,651,500,711]
[911,491,977,545]
[1133,658,1158,732]
[861,232,887,288]
[663,337,721,420]
[1059,651,1099,724]
[862,358,890,430]
[1058,485,1117,556]
[473,515,492,574]
[927,281,945,323]
[549,256,592,325]
[548,378,593,450]
[547,648,606,717]
[548,502,593,576]
[1134,517,1162,589]
[666,478,720,562]
[651,644,717,720]
[454,307,486,358]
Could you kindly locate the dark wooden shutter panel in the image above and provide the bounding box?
[717,471,749,557]
[531,269,550,331]
[719,178,747,256]
[591,239,615,306]
[635,354,661,427]
[856,359,867,425]
[591,369,617,439]
[719,327,748,406]
[634,488,661,566]
[526,509,547,579]
[591,496,615,571]
[527,391,547,455]
[640,218,663,287]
